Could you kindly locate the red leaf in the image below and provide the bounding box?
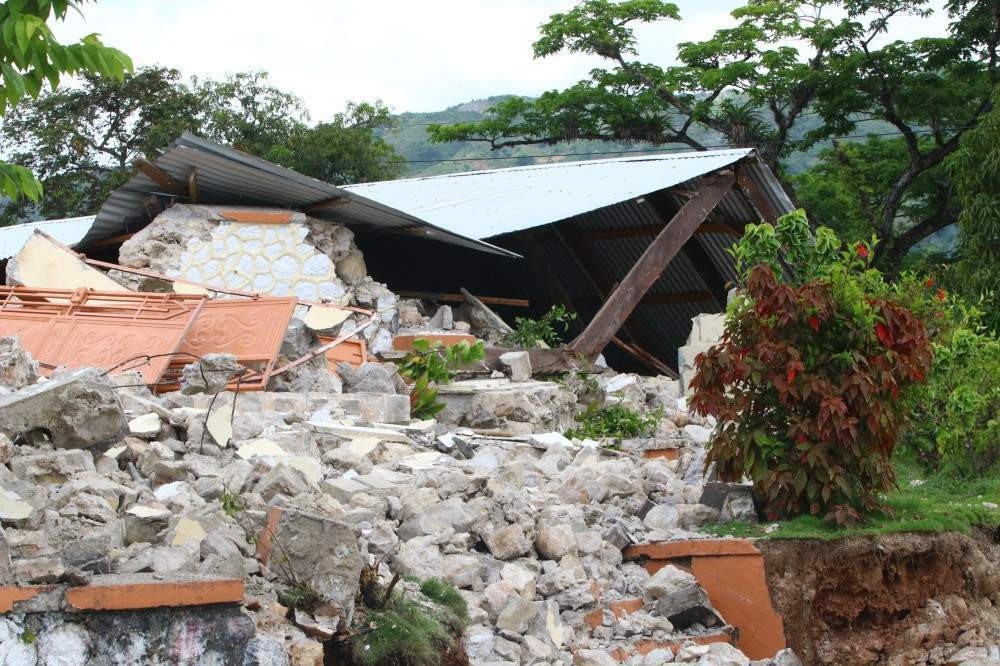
[807,315,820,332]
[875,323,893,347]
[855,242,869,259]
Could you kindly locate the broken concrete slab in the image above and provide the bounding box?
[128,413,162,438]
[180,353,240,395]
[257,507,362,625]
[499,350,532,382]
[0,368,127,449]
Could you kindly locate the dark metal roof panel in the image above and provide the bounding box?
[82,133,516,257]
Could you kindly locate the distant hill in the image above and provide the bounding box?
[380,95,894,179]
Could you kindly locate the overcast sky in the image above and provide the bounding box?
[53,1,949,119]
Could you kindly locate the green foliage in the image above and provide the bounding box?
[501,305,577,348]
[946,87,1000,333]
[354,588,465,666]
[0,67,404,224]
[220,486,243,518]
[398,339,485,419]
[20,625,36,645]
[692,211,933,524]
[417,577,469,626]
[428,0,999,273]
[565,403,660,442]
[893,278,1000,475]
[0,0,132,205]
[283,101,404,185]
[704,460,1000,540]
[0,66,199,222]
[276,585,319,610]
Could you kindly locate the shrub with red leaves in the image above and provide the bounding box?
[690,211,933,524]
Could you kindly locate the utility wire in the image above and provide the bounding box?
[394,125,971,165]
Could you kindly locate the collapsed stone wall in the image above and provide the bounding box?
[117,204,401,355]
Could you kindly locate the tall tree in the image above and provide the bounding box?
[429,0,999,271]
[0,0,132,205]
[0,68,406,223]
[283,101,404,185]
[0,66,199,222]
[195,71,307,163]
[946,87,1000,332]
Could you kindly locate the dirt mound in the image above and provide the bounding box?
[759,531,1000,664]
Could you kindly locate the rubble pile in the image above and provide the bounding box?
[0,325,791,664]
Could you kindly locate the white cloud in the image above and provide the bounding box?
[51,0,949,118]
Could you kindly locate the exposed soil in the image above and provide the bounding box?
[758,530,1000,665]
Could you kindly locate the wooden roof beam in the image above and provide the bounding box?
[570,172,736,357]
[132,159,188,196]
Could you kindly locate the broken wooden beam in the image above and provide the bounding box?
[133,158,188,196]
[394,290,530,308]
[570,172,737,357]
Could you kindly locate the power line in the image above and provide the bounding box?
[397,126,969,165]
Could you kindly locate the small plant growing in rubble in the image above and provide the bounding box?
[220,486,243,518]
[502,304,577,347]
[346,567,468,666]
[398,339,485,419]
[690,210,933,525]
[565,403,660,442]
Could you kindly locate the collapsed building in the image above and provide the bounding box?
[0,134,996,666]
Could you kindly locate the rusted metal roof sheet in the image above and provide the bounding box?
[83,132,515,257]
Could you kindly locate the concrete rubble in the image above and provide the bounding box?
[0,206,805,664]
[0,335,801,664]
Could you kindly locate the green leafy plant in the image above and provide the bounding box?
[565,403,660,442]
[892,280,1000,475]
[691,211,933,525]
[501,305,577,348]
[21,626,36,645]
[220,485,243,518]
[398,339,485,419]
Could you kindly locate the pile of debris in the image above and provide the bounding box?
[0,201,798,665]
[0,325,791,665]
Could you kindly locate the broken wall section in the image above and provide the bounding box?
[116,204,400,355]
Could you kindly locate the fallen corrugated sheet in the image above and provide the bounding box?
[0,287,206,384]
[86,132,516,257]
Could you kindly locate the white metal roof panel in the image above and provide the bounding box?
[0,215,96,260]
[344,149,753,239]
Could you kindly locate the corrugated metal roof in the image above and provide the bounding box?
[84,132,515,257]
[344,148,754,239]
[0,215,96,260]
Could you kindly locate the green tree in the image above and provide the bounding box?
[429,0,999,272]
[1,68,406,223]
[0,66,200,223]
[283,101,404,185]
[0,0,131,206]
[946,87,1000,332]
[195,71,307,163]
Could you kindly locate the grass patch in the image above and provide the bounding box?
[418,577,469,625]
[353,591,458,666]
[703,461,1000,540]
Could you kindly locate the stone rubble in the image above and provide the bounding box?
[0,332,798,665]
